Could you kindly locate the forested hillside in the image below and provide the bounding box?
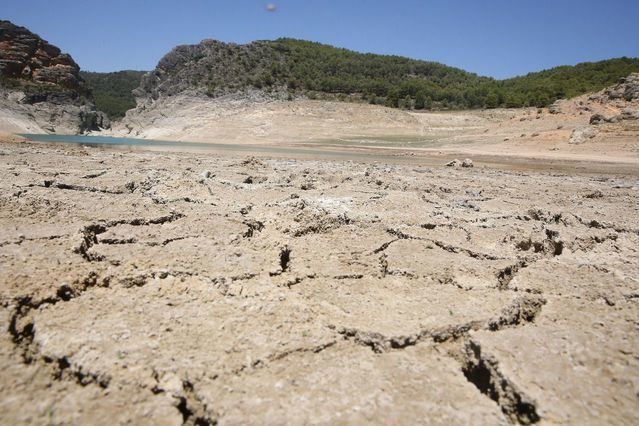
[102,39,639,112]
[496,57,639,107]
[80,71,146,119]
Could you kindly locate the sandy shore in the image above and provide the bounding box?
[1,138,637,424]
[105,96,639,167]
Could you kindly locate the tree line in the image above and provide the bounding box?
[79,39,639,118]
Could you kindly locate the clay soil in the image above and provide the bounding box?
[1,134,638,425]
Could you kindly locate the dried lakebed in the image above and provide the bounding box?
[0,141,638,425]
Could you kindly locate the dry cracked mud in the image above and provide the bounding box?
[1,141,638,424]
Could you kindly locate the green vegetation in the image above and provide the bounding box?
[80,70,146,119]
[269,40,639,109]
[495,57,639,107]
[159,38,639,110]
[0,75,87,103]
[267,39,490,109]
[7,40,636,115]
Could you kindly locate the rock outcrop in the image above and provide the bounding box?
[0,20,84,90]
[569,126,598,144]
[591,73,639,103]
[0,20,109,133]
[544,73,639,145]
[582,75,639,135]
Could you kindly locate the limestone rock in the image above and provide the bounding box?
[589,113,607,125]
[0,20,110,133]
[0,20,85,92]
[569,126,598,144]
[595,73,639,104]
[548,100,563,114]
[620,108,639,120]
[446,159,475,168]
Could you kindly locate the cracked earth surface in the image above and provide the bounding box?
[1,141,638,424]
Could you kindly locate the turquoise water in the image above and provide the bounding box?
[20,134,252,150]
[18,133,421,163]
[21,133,439,149]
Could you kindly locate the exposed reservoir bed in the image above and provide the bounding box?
[18,133,639,176]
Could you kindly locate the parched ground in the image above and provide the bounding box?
[107,91,639,166]
[1,140,638,424]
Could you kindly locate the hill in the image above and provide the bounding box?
[135,38,639,110]
[80,70,146,120]
[497,57,639,107]
[0,20,109,133]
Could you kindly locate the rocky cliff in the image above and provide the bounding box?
[0,20,109,134]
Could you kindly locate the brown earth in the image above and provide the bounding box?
[1,135,638,424]
[106,74,639,168]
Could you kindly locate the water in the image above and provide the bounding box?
[19,133,433,164]
[21,134,257,150]
[20,133,446,149]
[17,133,634,174]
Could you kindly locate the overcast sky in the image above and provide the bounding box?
[4,0,639,78]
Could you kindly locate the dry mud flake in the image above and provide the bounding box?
[200,343,507,425]
[1,141,639,423]
[0,308,182,426]
[465,297,639,424]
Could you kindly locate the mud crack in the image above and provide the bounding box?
[7,271,112,387]
[499,229,564,289]
[462,339,540,424]
[431,239,501,261]
[270,245,292,277]
[385,228,501,260]
[44,355,111,388]
[242,219,264,238]
[74,212,184,261]
[372,239,399,254]
[0,234,70,247]
[268,341,337,362]
[42,180,125,194]
[176,380,215,426]
[81,170,107,179]
[497,260,528,290]
[339,295,545,353]
[279,246,291,272]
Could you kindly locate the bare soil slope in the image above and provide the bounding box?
[109,75,639,165]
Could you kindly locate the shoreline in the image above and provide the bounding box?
[10,133,639,177]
